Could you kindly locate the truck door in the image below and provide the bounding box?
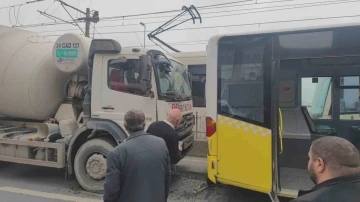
[215,36,274,194]
[97,55,157,132]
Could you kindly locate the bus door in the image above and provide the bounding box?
[336,73,360,148]
[215,36,275,194]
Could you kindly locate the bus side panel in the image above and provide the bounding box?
[207,155,217,183]
[217,115,272,193]
[207,126,218,182]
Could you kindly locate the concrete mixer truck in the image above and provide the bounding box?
[0,25,195,193]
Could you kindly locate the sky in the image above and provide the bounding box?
[1,0,360,53]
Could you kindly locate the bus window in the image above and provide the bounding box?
[218,36,272,126]
[301,77,332,120]
[188,64,206,107]
[274,26,360,60]
[340,76,360,120]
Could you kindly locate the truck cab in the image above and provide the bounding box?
[64,39,195,192]
[0,29,194,194]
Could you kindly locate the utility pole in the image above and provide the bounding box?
[140,22,146,48]
[39,0,99,38]
[85,8,91,37]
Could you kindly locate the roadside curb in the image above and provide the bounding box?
[173,156,207,181]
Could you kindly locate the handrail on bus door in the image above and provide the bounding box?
[278,108,283,154]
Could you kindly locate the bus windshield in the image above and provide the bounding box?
[153,55,192,99]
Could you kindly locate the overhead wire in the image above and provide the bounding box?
[202,0,360,19]
[74,0,359,23]
[100,8,181,21]
[41,13,360,37]
[0,3,24,10]
[0,0,46,10]
[43,3,61,24]
[196,0,253,9]
[98,13,360,33]
[196,0,296,10]
[90,0,256,21]
[98,0,296,21]
[2,0,48,26]
[150,39,169,53]
[90,23,104,38]
[35,0,360,34]
[13,0,345,28]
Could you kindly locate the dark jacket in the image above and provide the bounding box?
[290,173,360,202]
[103,130,171,202]
[146,121,182,165]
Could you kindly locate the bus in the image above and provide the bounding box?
[205,22,360,201]
[168,52,207,143]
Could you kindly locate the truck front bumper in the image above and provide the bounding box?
[180,132,195,158]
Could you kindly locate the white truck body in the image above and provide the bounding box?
[0,25,195,193]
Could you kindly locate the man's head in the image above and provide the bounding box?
[166,109,183,128]
[307,136,360,185]
[124,109,146,133]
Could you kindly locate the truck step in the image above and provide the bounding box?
[0,130,34,138]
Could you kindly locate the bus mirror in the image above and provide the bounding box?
[140,55,151,81]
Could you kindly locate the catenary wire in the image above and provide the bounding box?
[40,13,360,37]
[22,0,358,32]
[35,0,360,34]
[11,0,359,33]
[13,0,351,28]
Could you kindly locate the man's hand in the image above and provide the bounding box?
[178,146,183,151]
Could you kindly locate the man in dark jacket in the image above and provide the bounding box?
[146,108,183,165]
[103,109,171,202]
[291,136,360,202]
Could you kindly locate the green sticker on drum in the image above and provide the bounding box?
[56,49,78,59]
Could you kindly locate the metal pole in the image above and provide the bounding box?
[140,22,146,48]
[85,8,90,38]
[195,111,198,139]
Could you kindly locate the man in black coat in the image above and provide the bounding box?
[291,136,360,202]
[146,108,183,165]
[103,109,171,202]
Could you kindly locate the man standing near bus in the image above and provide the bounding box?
[103,109,171,202]
[291,136,360,202]
[146,108,183,165]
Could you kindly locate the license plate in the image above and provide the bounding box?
[182,133,194,149]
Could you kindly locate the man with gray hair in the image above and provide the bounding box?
[103,109,171,202]
[291,136,360,202]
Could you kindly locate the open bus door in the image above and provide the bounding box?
[207,35,281,199]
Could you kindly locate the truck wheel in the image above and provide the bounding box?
[74,138,115,193]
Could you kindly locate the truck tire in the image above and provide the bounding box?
[74,138,115,193]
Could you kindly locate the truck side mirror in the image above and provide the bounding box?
[139,55,152,93]
[187,70,193,88]
[140,55,151,81]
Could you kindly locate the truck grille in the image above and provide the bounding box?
[176,112,195,139]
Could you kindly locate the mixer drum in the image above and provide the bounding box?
[0,26,69,120]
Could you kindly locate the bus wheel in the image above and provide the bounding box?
[74,138,115,193]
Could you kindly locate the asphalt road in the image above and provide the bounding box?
[0,162,291,202]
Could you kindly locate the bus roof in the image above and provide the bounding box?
[165,53,183,64]
[208,20,360,43]
[168,51,206,59]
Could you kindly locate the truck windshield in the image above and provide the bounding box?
[153,55,192,99]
